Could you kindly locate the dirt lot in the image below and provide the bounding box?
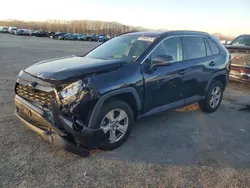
[0,34,250,188]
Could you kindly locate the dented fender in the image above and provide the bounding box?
[56,77,101,120]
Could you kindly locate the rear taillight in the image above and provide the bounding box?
[231,66,250,74]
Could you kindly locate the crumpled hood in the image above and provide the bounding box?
[25,55,127,81]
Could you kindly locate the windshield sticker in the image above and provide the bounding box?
[137,37,155,42]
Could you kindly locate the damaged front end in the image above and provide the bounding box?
[14,71,109,156]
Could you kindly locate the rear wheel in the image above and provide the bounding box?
[199,81,223,113]
[90,100,134,150]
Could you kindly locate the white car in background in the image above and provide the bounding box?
[0,26,9,33]
[8,27,18,34]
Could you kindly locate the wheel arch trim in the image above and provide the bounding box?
[87,87,141,128]
[205,70,229,92]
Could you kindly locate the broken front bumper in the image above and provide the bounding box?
[14,95,108,157]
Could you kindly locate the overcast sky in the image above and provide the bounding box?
[1,0,250,36]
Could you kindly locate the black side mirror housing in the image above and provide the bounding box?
[149,55,173,72]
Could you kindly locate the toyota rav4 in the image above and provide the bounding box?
[14,31,230,156]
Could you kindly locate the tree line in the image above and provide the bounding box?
[0,19,233,40]
[0,19,145,36]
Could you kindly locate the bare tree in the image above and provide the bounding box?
[0,19,144,35]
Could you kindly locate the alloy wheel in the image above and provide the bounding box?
[100,109,129,143]
[209,86,221,108]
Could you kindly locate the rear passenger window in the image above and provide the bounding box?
[182,36,206,60]
[204,38,212,56]
[206,38,219,55]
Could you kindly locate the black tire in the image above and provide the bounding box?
[199,81,224,113]
[89,99,134,150]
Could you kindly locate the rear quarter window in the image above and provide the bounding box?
[206,38,220,55]
[182,36,206,60]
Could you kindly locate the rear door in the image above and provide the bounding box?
[181,36,218,104]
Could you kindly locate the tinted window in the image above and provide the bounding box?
[204,38,212,56]
[206,38,219,55]
[230,35,250,46]
[150,37,183,64]
[182,36,206,60]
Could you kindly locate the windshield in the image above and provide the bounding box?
[86,35,154,61]
[230,35,250,46]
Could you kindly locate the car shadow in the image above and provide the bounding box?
[94,103,250,169]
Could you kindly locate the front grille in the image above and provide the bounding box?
[15,83,55,106]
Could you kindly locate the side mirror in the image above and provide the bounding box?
[149,55,173,72]
[224,40,231,45]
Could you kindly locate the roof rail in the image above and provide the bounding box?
[115,31,139,37]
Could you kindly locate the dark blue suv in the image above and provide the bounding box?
[14,31,230,156]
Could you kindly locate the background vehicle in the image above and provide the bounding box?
[14,31,230,155]
[74,33,82,38]
[63,33,77,40]
[8,27,17,34]
[30,30,48,37]
[77,34,86,40]
[14,29,24,35]
[0,26,9,33]
[22,29,32,36]
[14,29,30,35]
[85,34,93,41]
[221,40,232,45]
[90,35,99,41]
[57,33,69,40]
[226,34,250,83]
[98,34,107,42]
[53,32,67,39]
[47,31,55,38]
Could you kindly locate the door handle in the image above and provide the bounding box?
[209,61,216,67]
[180,69,188,75]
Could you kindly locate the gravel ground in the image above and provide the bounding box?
[0,34,250,188]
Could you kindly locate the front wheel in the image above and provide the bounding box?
[199,81,223,113]
[91,100,134,150]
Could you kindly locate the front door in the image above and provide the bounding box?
[142,37,185,116]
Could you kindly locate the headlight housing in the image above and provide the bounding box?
[59,80,86,104]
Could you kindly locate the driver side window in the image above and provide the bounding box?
[150,37,183,65]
